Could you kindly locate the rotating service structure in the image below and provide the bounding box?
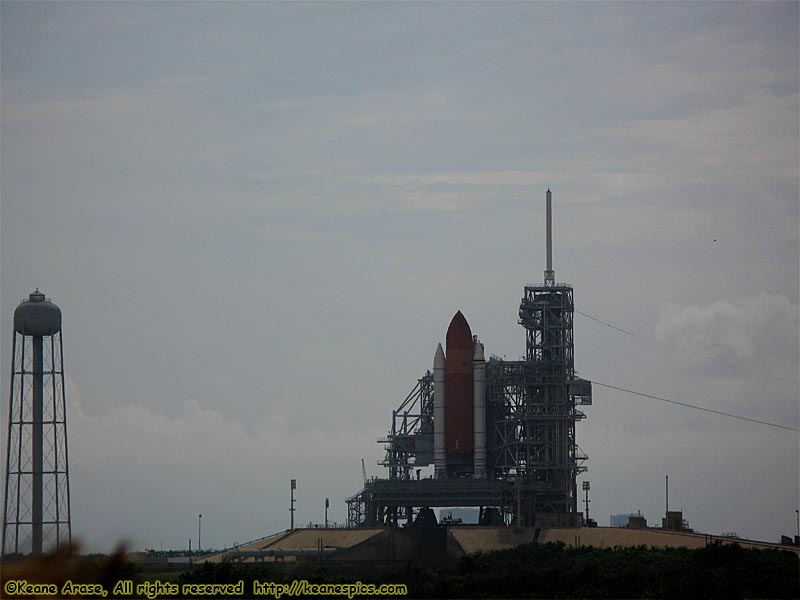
[348,190,592,528]
[2,290,72,556]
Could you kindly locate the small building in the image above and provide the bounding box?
[627,515,647,529]
[662,511,690,531]
[610,512,646,528]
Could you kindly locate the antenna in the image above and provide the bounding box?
[544,189,555,286]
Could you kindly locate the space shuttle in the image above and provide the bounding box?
[433,310,486,479]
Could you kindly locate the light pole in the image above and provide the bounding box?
[795,509,798,541]
[582,481,590,525]
[325,498,329,528]
[290,480,296,529]
[198,514,202,553]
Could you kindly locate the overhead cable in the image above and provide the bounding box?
[575,309,799,387]
[591,380,799,433]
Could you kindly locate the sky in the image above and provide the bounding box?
[1,1,798,553]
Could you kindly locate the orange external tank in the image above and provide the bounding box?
[445,311,474,454]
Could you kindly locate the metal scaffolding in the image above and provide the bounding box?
[378,373,434,482]
[511,282,590,518]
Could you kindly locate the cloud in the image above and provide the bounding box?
[66,381,380,552]
[655,293,798,370]
[647,293,799,426]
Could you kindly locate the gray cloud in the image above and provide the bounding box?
[656,293,798,369]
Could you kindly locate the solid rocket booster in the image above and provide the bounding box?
[433,343,446,478]
[445,311,473,454]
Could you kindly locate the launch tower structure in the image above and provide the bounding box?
[505,188,591,515]
[347,191,591,527]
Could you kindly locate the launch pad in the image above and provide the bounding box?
[347,190,592,527]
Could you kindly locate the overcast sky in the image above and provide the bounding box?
[1,2,798,553]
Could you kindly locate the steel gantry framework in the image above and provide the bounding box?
[510,282,591,517]
[379,373,435,482]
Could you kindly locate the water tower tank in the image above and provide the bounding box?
[13,290,62,336]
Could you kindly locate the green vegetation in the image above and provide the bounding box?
[177,541,800,599]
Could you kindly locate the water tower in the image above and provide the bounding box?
[2,290,71,556]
